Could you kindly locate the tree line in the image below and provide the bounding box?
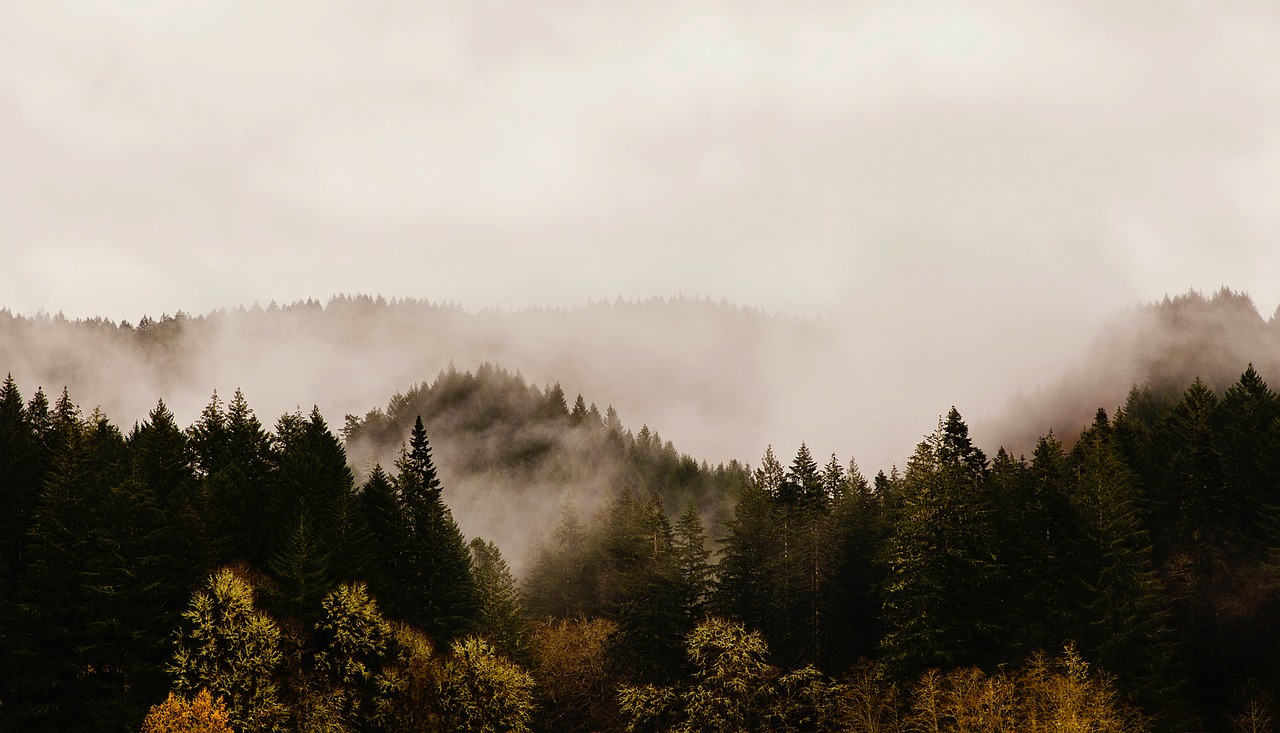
[1,363,1279,731]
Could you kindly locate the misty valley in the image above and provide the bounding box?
[3,289,1280,733]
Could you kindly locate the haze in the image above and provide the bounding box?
[3,1,1279,473]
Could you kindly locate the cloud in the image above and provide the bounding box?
[3,0,1279,371]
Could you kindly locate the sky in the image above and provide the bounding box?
[3,0,1280,324]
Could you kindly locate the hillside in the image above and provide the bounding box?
[985,288,1280,455]
[341,363,750,567]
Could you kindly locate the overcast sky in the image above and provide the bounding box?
[3,0,1279,322]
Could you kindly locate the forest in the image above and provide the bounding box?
[2,293,1280,732]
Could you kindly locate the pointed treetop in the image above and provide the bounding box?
[570,394,589,423]
[755,445,785,496]
[402,415,441,497]
[822,453,847,501]
[0,373,23,417]
[937,406,988,475]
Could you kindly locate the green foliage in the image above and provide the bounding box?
[392,416,477,641]
[604,490,690,682]
[371,625,444,733]
[620,617,777,733]
[313,582,392,730]
[671,503,714,621]
[879,411,1004,677]
[469,538,531,663]
[1068,419,1184,720]
[439,636,536,733]
[522,502,605,619]
[170,568,288,733]
[265,408,363,621]
[4,357,1280,731]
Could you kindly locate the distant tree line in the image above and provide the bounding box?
[1,361,1279,732]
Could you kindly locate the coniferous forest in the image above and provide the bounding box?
[2,293,1280,733]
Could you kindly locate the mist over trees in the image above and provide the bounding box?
[2,289,1280,731]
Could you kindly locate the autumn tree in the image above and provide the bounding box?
[170,568,288,733]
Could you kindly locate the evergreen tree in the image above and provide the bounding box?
[604,491,687,682]
[394,416,477,642]
[359,464,402,610]
[129,400,195,505]
[826,455,885,668]
[313,582,393,731]
[8,408,143,730]
[129,401,210,600]
[570,394,589,424]
[774,443,834,667]
[714,470,778,638]
[0,376,43,718]
[523,502,601,619]
[221,389,275,565]
[1069,417,1185,723]
[879,411,1003,677]
[1151,379,1228,562]
[1216,365,1280,552]
[996,434,1086,658]
[265,407,364,621]
[0,375,41,579]
[469,538,530,664]
[170,569,288,733]
[671,503,713,622]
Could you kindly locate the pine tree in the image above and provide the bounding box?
[773,443,834,667]
[0,376,44,717]
[313,582,393,731]
[604,491,687,682]
[1069,418,1185,723]
[8,408,137,730]
[0,375,41,579]
[570,394,589,424]
[265,407,364,621]
[523,502,601,619]
[1151,379,1228,561]
[671,504,713,622]
[827,455,885,668]
[469,538,530,664]
[130,400,195,505]
[1215,365,1280,553]
[879,411,1003,677]
[394,416,477,642]
[170,569,288,733]
[359,464,402,611]
[715,467,779,637]
[995,434,1086,658]
[221,389,275,565]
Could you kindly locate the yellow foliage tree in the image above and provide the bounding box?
[140,690,233,733]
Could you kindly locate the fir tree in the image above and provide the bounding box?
[394,416,477,642]
[170,569,288,733]
[469,538,530,663]
[604,491,687,682]
[879,412,1003,677]
[1070,418,1186,723]
[671,503,713,622]
[827,455,885,668]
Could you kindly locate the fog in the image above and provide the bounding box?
[4,1,1280,558]
[3,1,1279,321]
[4,288,1280,568]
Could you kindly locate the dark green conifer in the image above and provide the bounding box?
[394,416,477,641]
[469,538,530,663]
[1069,415,1186,723]
[879,411,1003,677]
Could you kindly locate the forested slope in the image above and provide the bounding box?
[3,290,1280,731]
